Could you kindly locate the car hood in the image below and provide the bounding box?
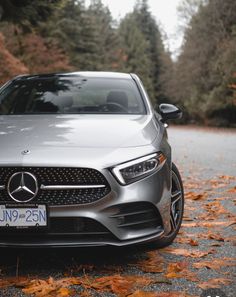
[0,114,159,167]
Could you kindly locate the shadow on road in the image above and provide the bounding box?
[0,246,147,277]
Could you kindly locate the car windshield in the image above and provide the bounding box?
[0,76,146,115]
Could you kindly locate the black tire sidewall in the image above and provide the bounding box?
[153,163,184,248]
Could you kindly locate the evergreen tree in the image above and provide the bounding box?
[43,0,119,71]
[119,14,153,94]
[78,0,120,70]
[0,0,61,29]
[174,0,236,125]
[133,0,167,102]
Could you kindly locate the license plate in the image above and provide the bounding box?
[0,205,47,228]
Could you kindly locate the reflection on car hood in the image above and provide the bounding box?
[0,114,159,168]
[0,114,158,148]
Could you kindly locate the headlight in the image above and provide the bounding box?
[111,153,166,185]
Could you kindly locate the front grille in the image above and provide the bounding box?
[109,202,163,231]
[0,167,111,205]
[0,217,111,235]
[0,217,116,242]
[49,217,110,235]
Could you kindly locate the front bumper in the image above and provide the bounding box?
[0,162,171,248]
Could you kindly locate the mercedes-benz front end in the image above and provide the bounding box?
[0,72,184,248]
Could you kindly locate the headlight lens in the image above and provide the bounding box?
[112,153,166,185]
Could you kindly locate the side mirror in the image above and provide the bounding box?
[159,104,182,122]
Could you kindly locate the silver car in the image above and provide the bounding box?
[0,72,184,248]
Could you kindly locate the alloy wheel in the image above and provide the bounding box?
[170,170,183,231]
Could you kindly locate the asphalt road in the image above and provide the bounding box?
[0,126,235,297]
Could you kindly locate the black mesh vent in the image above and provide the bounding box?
[0,167,111,205]
[109,202,163,231]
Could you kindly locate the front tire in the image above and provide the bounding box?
[153,163,184,248]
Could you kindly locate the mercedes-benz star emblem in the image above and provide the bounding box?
[22,150,30,155]
[7,172,38,203]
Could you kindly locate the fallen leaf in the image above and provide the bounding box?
[182,220,236,228]
[0,277,29,289]
[207,232,224,241]
[89,275,170,296]
[185,192,208,200]
[165,262,198,282]
[161,247,215,258]
[210,242,222,247]
[184,181,201,190]
[135,251,164,273]
[209,180,228,189]
[228,186,236,193]
[219,175,236,181]
[224,235,236,243]
[22,277,81,297]
[189,239,199,246]
[198,278,232,289]
[2,275,172,297]
[193,258,236,270]
[57,287,73,297]
[175,237,198,246]
[183,216,194,221]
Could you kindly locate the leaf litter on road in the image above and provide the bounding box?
[0,164,235,296]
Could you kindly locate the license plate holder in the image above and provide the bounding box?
[0,204,48,229]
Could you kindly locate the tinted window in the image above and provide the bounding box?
[0,76,146,115]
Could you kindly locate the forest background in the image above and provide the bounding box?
[0,0,235,126]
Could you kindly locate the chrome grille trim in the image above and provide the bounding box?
[0,167,111,205]
[41,185,106,190]
[0,185,5,190]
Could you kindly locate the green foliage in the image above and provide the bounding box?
[119,0,170,103]
[1,0,234,126]
[42,0,120,71]
[0,0,62,30]
[173,0,236,126]
[118,14,153,96]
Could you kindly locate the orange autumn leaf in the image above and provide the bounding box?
[0,277,29,289]
[183,216,194,222]
[162,247,215,258]
[225,235,236,243]
[22,277,81,297]
[0,274,172,297]
[207,232,224,241]
[165,262,198,282]
[89,275,137,296]
[167,262,188,274]
[228,186,236,193]
[184,181,201,190]
[209,180,228,189]
[189,239,199,246]
[185,191,208,200]
[193,258,236,270]
[86,274,170,297]
[57,287,73,297]
[204,201,231,217]
[182,220,236,228]
[198,278,232,290]
[219,175,236,181]
[175,237,198,246]
[135,251,164,273]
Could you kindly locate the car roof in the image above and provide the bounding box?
[13,71,133,81]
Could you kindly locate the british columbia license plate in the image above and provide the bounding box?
[0,205,47,228]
